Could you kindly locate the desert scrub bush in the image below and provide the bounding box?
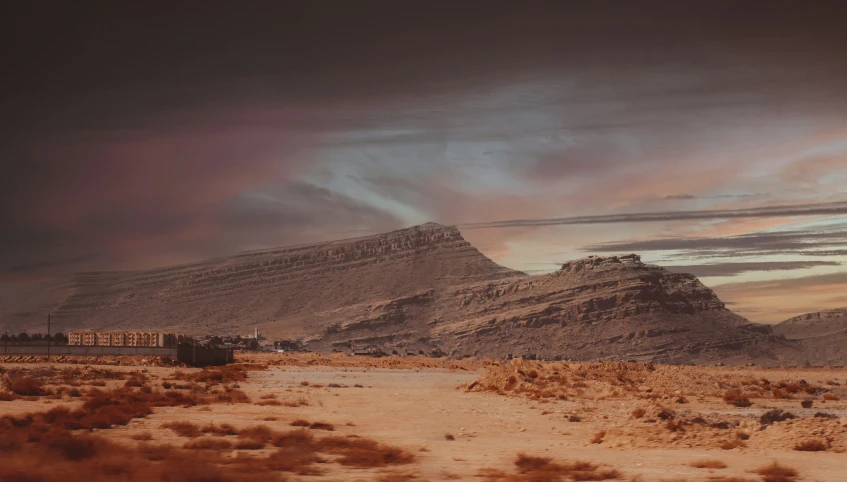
[214,387,250,403]
[282,396,309,407]
[0,392,18,401]
[800,400,813,408]
[690,459,727,469]
[162,421,202,438]
[477,453,621,481]
[719,439,747,450]
[8,375,48,396]
[130,432,153,441]
[793,439,829,452]
[256,399,282,406]
[657,407,675,420]
[235,439,265,450]
[589,431,605,444]
[631,407,645,419]
[290,419,310,427]
[444,433,455,441]
[201,423,238,436]
[754,462,799,482]
[813,412,838,419]
[822,393,839,401]
[184,438,233,450]
[723,390,752,407]
[760,409,796,426]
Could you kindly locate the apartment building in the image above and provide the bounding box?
[67,330,183,347]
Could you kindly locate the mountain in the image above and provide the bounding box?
[0,223,798,364]
[772,308,847,366]
[0,223,520,337]
[311,253,787,364]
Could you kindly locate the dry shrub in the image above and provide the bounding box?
[720,439,746,450]
[202,423,238,436]
[631,408,645,419]
[665,420,686,432]
[238,425,275,444]
[1,394,413,482]
[162,421,202,437]
[235,439,265,450]
[754,462,798,482]
[130,432,153,441]
[690,459,727,469]
[300,380,310,386]
[708,478,758,482]
[316,435,415,467]
[445,433,455,441]
[822,393,839,401]
[8,375,48,396]
[290,419,310,427]
[309,422,334,431]
[568,415,581,422]
[759,409,795,426]
[800,400,813,408]
[814,412,838,419]
[723,390,752,408]
[184,437,233,450]
[282,397,309,407]
[478,453,621,481]
[0,392,18,401]
[214,387,251,404]
[590,431,605,444]
[256,399,282,406]
[657,408,675,420]
[259,393,277,399]
[793,439,829,452]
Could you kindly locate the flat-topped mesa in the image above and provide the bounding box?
[559,254,643,274]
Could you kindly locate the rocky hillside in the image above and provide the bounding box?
[774,308,847,339]
[1,223,805,365]
[312,254,788,364]
[0,223,520,337]
[772,308,847,366]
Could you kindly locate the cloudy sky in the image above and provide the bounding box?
[2,2,846,323]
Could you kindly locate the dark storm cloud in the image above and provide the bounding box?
[462,201,847,229]
[663,261,841,278]
[1,1,846,275]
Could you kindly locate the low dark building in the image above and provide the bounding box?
[177,342,233,367]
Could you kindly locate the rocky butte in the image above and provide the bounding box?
[0,222,820,365]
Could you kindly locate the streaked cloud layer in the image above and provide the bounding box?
[1,2,845,323]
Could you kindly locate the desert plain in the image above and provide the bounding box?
[1,353,845,482]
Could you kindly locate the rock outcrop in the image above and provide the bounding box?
[772,308,847,366]
[427,254,784,364]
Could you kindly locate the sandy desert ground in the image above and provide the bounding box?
[1,354,845,481]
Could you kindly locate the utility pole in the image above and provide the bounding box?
[47,313,51,360]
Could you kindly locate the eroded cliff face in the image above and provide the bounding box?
[0,223,520,336]
[311,254,786,364]
[422,254,780,364]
